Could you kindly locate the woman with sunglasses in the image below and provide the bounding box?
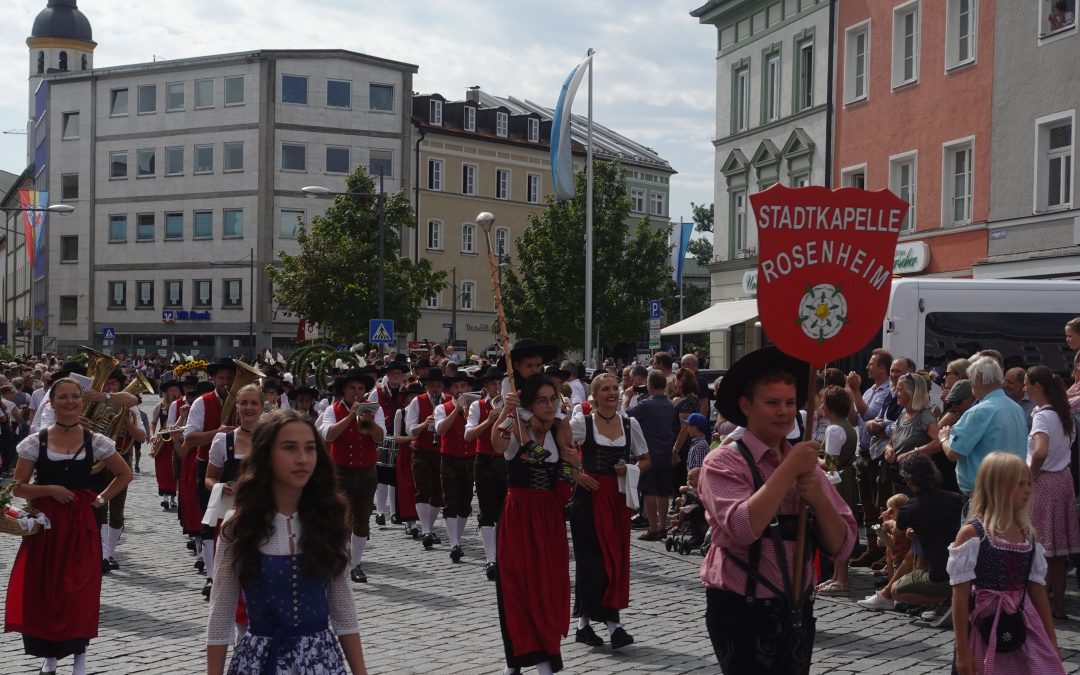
[883,373,955,494]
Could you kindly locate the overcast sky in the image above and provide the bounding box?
[0,0,717,225]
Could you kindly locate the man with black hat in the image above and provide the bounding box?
[434,371,477,562]
[465,366,507,579]
[151,379,182,511]
[701,347,856,674]
[406,372,450,548]
[94,369,148,573]
[318,369,386,583]
[368,357,410,526]
[181,358,238,574]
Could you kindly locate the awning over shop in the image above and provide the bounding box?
[659,299,758,336]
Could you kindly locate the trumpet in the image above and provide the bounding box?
[149,424,183,458]
[351,402,381,433]
[490,394,504,410]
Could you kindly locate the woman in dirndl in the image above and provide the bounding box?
[206,409,367,674]
[492,373,585,674]
[567,372,650,649]
[1024,365,1080,620]
[4,377,133,675]
[394,383,425,536]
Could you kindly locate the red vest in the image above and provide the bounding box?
[474,398,498,457]
[197,391,224,461]
[375,386,407,428]
[439,400,471,458]
[411,393,443,452]
[328,401,377,468]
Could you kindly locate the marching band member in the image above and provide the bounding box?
[434,371,476,563]
[318,369,386,584]
[406,372,449,549]
[465,366,508,580]
[181,358,238,575]
[201,384,264,601]
[290,386,319,422]
[394,382,425,537]
[150,380,181,511]
[368,358,410,526]
[92,369,147,574]
[260,379,283,411]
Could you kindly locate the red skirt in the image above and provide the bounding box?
[5,490,101,647]
[592,475,631,608]
[154,440,177,494]
[395,444,418,520]
[178,449,203,535]
[496,487,569,669]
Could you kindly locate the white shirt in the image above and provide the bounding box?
[29,387,46,412]
[17,431,117,463]
[315,397,331,415]
[404,393,448,438]
[208,431,247,468]
[181,391,225,444]
[1028,405,1076,473]
[166,399,181,427]
[206,512,359,646]
[568,379,588,407]
[316,400,386,440]
[823,424,849,457]
[569,410,649,457]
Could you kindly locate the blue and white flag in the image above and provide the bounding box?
[550,54,592,201]
[672,220,693,284]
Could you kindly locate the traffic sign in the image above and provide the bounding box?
[369,319,395,344]
[337,343,350,351]
[42,336,57,352]
[102,326,117,340]
[648,317,661,350]
[648,299,662,320]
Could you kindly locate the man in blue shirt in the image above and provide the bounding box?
[627,370,675,540]
[940,357,1028,497]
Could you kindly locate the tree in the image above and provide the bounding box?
[268,168,446,343]
[686,201,715,267]
[502,161,672,352]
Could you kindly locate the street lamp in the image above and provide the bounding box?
[209,249,254,362]
[0,202,76,354]
[303,175,387,326]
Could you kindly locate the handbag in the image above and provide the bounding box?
[975,543,1035,653]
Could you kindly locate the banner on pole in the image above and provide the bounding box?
[750,185,908,368]
[18,188,47,268]
[550,53,592,201]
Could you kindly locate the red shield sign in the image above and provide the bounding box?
[749,185,908,368]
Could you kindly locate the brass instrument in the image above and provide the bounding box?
[490,394,504,410]
[149,424,183,458]
[91,371,156,474]
[219,360,267,428]
[352,402,381,433]
[79,346,120,421]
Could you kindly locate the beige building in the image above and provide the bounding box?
[412,88,675,355]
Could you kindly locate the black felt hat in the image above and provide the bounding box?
[159,380,182,395]
[181,375,200,386]
[509,338,558,365]
[715,347,809,428]
[544,364,571,380]
[404,382,425,395]
[291,386,319,400]
[206,358,237,376]
[384,359,409,374]
[335,369,376,393]
[477,365,505,382]
[444,370,472,386]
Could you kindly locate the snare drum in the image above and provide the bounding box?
[376,440,398,468]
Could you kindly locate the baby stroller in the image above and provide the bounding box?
[665,490,708,555]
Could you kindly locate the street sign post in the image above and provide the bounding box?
[369,319,395,344]
[648,299,662,320]
[648,298,661,351]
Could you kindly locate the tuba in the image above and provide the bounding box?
[91,371,156,474]
[219,360,266,428]
[79,346,120,421]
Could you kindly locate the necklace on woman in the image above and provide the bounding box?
[55,420,81,429]
[239,426,255,434]
[595,410,618,422]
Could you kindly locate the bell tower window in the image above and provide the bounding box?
[36,52,44,74]
[59,51,68,71]
[81,54,88,70]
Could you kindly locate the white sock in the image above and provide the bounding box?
[606,621,622,636]
[195,535,203,556]
[415,504,428,533]
[374,484,388,516]
[99,524,109,558]
[420,504,437,534]
[72,652,86,675]
[42,658,57,672]
[388,486,397,515]
[203,538,216,580]
[480,526,497,563]
[351,535,367,565]
[536,661,554,675]
[448,517,461,547]
[107,526,123,558]
[456,515,468,541]
[578,616,590,630]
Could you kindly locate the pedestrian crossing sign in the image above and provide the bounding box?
[102,326,117,340]
[369,319,394,344]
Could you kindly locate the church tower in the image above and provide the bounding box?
[26,0,96,141]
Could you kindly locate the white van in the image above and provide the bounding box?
[881,279,1080,375]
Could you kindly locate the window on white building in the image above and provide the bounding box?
[732,190,748,254]
[109,281,126,308]
[893,2,920,87]
[137,281,154,308]
[282,75,308,104]
[460,281,475,311]
[195,144,214,173]
[527,174,541,203]
[194,280,212,307]
[327,80,351,108]
[496,169,510,200]
[369,150,392,179]
[889,153,918,231]
[946,0,977,68]
[165,212,184,240]
[325,146,350,174]
[193,211,213,239]
[165,146,183,175]
[225,76,245,105]
[1036,114,1073,211]
[224,279,243,307]
[224,142,244,172]
[223,209,243,238]
[136,213,155,241]
[60,235,78,262]
[166,82,184,111]
[496,112,509,137]
[844,23,869,103]
[280,210,303,238]
[733,66,750,132]
[765,53,782,121]
[61,173,78,200]
[62,112,79,139]
[427,220,443,250]
[281,144,305,172]
[797,41,814,111]
[165,280,183,307]
[842,165,867,189]
[430,99,443,125]
[60,296,78,323]
[137,85,156,114]
[195,79,214,108]
[110,88,128,116]
[427,293,440,309]
[428,159,443,191]
[462,164,477,195]
[137,149,155,177]
[369,84,394,112]
[943,139,974,225]
[1041,0,1075,37]
[464,106,476,131]
[650,192,665,217]
[461,223,476,254]
[109,151,128,179]
[528,118,540,143]
[496,227,509,258]
[631,188,645,213]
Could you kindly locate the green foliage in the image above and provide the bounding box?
[502,161,673,351]
[268,168,447,344]
[687,201,714,267]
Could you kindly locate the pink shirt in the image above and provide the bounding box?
[698,430,857,598]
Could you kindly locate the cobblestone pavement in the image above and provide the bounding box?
[2,398,1080,673]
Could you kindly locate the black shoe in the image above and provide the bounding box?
[194,558,205,573]
[485,562,497,581]
[575,625,605,646]
[101,559,111,575]
[107,556,119,570]
[134,463,140,473]
[422,533,434,550]
[350,565,367,583]
[161,499,170,510]
[431,532,442,544]
[202,578,212,600]
[186,537,196,551]
[610,627,634,649]
[630,515,649,530]
[375,514,386,527]
[450,545,464,562]
[408,527,420,538]
[390,514,402,525]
